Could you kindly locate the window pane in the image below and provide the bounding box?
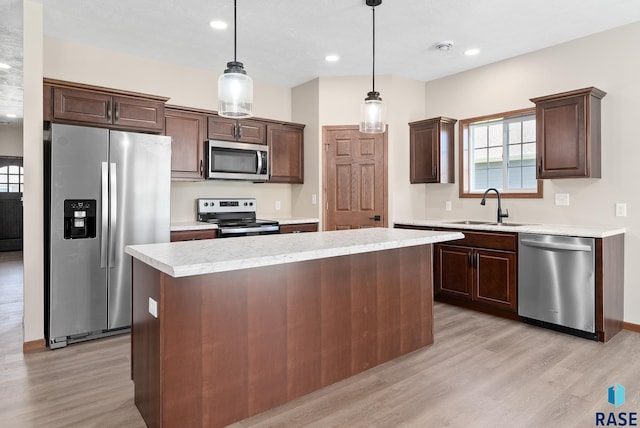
[9,175,18,183]
[472,169,488,190]
[473,126,487,148]
[507,167,522,189]
[8,184,19,192]
[0,166,7,174]
[0,175,6,183]
[0,184,6,192]
[522,142,536,159]
[20,175,24,184]
[473,148,488,164]
[508,122,521,144]
[508,145,522,163]
[523,120,535,142]
[522,166,537,188]
[488,168,503,189]
[488,146,503,163]
[8,165,19,174]
[488,124,502,147]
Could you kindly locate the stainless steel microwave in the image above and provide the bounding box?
[206,140,269,181]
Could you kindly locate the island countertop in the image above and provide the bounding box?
[125,227,464,278]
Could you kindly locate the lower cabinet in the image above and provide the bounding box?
[279,222,318,234]
[170,229,217,242]
[434,243,517,314]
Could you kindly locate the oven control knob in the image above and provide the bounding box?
[249,202,253,206]
[204,202,209,206]
[244,202,248,206]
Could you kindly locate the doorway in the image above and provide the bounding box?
[0,156,24,251]
[323,126,387,230]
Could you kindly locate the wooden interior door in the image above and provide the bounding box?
[323,126,387,230]
[0,157,23,251]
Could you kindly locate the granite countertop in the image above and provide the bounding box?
[170,221,218,231]
[170,218,319,232]
[126,228,464,278]
[395,219,625,238]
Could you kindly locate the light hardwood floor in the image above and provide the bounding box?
[1,251,639,427]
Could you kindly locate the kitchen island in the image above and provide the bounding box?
[125,227,463,428]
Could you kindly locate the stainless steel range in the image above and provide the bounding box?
[197,198,279,237]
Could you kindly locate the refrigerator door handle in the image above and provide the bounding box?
[100,162,109,268]
[109,162,118,266]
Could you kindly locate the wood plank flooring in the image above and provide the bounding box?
[1,251,639,427]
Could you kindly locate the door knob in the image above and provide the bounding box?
[368,215,381,221]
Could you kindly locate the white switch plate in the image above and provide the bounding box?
[312,194,317,205]
[148,297,158,318]
[555,193,570,206]
[615,203,627,217]
[445,201,452,211]
[275,200,281,210]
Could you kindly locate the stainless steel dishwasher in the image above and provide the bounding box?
[518,233,597,340]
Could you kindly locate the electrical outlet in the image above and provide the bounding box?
[148,297,158,318]
[275,200,281,211]
[555,193,570,206]
[312,194,317,205]
[615,203,627,217]
[445,201,452,211]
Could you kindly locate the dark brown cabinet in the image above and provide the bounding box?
[164,106,207,180]
[531,87,606,179]
[279,222,318,234]
[409,117,456,183]
[46,81,167,132]
[207,116,266,145]
[267,124,304,183]
[170,229,217,242]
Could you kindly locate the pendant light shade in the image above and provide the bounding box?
[218,0,253,118]
[360,0,385,134]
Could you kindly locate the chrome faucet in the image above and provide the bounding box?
[481,188,509,224]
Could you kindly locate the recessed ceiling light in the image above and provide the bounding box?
[6,113,17,118]
[0,63,11,69]
[465,48,480,56]
[325,55,340,62]
[435,41,454,51]
[209,20,228,30]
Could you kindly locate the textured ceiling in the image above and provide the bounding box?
[2,0,640,125]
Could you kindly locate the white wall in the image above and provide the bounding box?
[0,124,23,156]
[422,22,640,324]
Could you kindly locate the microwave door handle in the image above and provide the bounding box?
[257,150,262,174]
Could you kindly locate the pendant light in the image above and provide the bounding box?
[218,0,253,118]
[359,0,385,134]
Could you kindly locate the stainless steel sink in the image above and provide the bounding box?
[446,220,491,225]
[446,220,531,227]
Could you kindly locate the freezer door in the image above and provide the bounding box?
[108,130,171,329]
[49,124,109,342]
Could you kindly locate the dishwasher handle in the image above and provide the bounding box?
[520,238,592,252]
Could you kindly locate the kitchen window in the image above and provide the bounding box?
[459,108,542,198]
[0,164,23,193]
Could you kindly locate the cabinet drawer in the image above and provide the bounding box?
[279,223,318,234]
[433,228,517,251]
[170,229,217,242]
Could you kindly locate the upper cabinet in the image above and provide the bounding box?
[164,106,207,181]
[267,124,304,183]
[207,117,266,145]
[44,79,167,132]
[531,87,606,179]
[409,117,456,183]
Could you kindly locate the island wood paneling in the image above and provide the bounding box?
[131,245,433,428]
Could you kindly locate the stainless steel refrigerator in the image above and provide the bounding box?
[45,123,171,349]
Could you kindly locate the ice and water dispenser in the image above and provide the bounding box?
[63,199,96,239]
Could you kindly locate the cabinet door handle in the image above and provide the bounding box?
[474,251,479,268]
[238,125,243,140]
[114,102,120,122]
[433,165,437,176]
[199,159,203,176]
[468,251,472,267]
[106,100,112,121]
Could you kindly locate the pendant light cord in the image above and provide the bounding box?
[233,0,237,62]
[372,5,376,93]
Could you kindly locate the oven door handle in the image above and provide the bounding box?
[219,225,280,235]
